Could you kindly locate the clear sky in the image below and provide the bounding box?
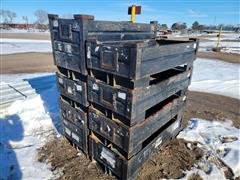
[1,0,240,27]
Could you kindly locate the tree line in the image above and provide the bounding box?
[0,9,48,29]
[158,21,239,32]
[158,21,240,31]
[0,9,239,32]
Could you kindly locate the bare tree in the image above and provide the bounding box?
[0,10,7,23]
[34,9,48,24]
[0,9,16,23]
[6,10,16,23]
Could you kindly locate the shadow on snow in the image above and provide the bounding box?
[23,74,61,133]
[0,114,23,180]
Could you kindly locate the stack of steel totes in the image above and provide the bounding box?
[48,14,198,180]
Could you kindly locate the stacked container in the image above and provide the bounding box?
[48,14,198,180]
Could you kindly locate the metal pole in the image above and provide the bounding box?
[216,26,222,49]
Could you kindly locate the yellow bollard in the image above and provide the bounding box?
[131,5,136,24]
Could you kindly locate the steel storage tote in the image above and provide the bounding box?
[48,14,157,74]
[88,92,187,159]
[89,112,184,180]
[86,39,198,80]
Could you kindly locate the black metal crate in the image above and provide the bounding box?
[60,96,88,154]
[86,38,198,80]
[62,118,89,154]
[56,70,88,106]
[89,92,186,159]
[88,64,192,126]
[60,95,88,127]
[48,14,157,75]
[89,111,183,180]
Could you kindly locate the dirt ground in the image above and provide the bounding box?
[0,53,56,74]
[37,137,114,180]
[1,33,50,40]
[37,136,203,180]
[37,91,239,180]
[137,139,203,180]
[184,91,240,128]
[197,51,240,64]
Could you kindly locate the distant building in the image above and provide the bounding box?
[0,23,48,30]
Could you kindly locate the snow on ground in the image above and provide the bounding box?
[0,73,59,180]
[221,33,240,39]
[178,118,240,179]
[0,38,52,54]
[190,58,240,99]
[199,41,240,48]
[0,73,53,82]
[168,32,240,54]
[206,33,240,41]
[220,47,240,54]
[198,46,240,54]
[0,28,50,34]
[199,41,240,54]
[198,34,240,54]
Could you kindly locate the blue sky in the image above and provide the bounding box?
[1,0,239,27]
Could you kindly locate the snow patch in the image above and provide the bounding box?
[178,118,240,178]
[0,29,50,34]
[198,41,240,54]
[0,38,52,54]
[0,73,59,179]
[221,47,240,54]
[199,41,240,48]
[190,58,240,99]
